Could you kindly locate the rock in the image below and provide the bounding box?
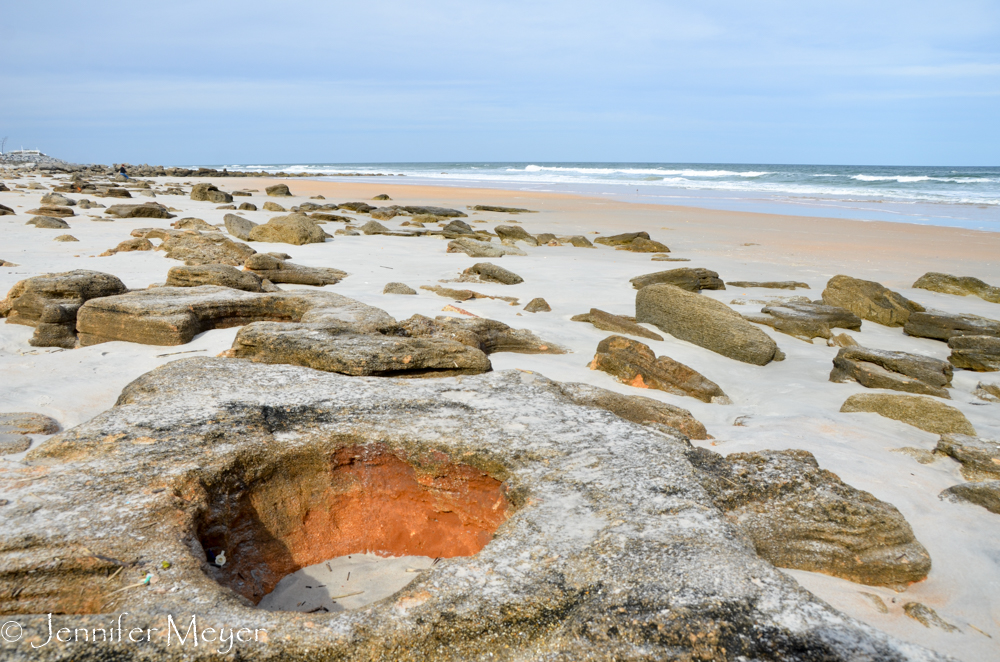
[216,204,236,210]
[636,285,782,365]
[822,275,924,327]
[310,212,353,223]
[902,602,961,632]
[590,335,729,404]
[974,382,1000,402]
[96,187,133,198]
[727,281,810,290]
[630,268,725,291]
[934,434,1000,481]
[165,265,265,293]
[447,237,526,258]
[232,190,252,197]
[463,263,523,285]
[523,298,551,313]
[370,206,400,221]
[0,203,14,215]
[171,217,217,231]
[243,253,347,286]
[265,184,293,197]
[840,393,976,435]
[830,346,953,398]
[913,272,1000,304]
[398,205,466,217]
[26,216,70,229]
[594,231,650,246]
[262,201,286,212]
[238,202,258,211]
[554,381,708,439]
[335,228,360,236]
[616,237,671,253]
[560,235,594,248]
[420,285,518,304]
[744,301,862,341]
[26,205,74,217]
[441,219,475,235]
[248,214,326,245]
[190,183,233,203]
[160,232,257,266]
[651,255,691,262]
[0,435,31,454]
[0,412,60,434]
[105,202,174,219]
[947,335,1000,370]
[100,238,155,256]
[76,287,395,346]
[372,194,392,200]
[904,311,1000,341]
[2,270,127,348]
[40,193,76,206]
[494,224,537,246]
[534,233,557,244]
[339,201,376,213]
[469,205,535,213]
[224,213,258,240]
[571,308,664,341]
[53,235,78,242]
[940,481,1000,515]
[0,260,19,267]
[686,448,931,588]
[361,220,391,234]
[383,282,416,295]
[398,314,563,355]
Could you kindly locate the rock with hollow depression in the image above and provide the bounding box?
[0,358,947,661]
[822,275,924,327]
[830,346,954,398]
[686,448,931,588]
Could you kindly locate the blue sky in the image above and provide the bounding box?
[2,0,998,165]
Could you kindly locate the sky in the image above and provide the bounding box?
[1,0,998,166]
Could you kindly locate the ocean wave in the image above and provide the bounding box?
[515,165,771,178]
[851,174,994,184]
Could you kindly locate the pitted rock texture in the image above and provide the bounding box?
[631,267,725,291]
[0,359,947,661]
[462,262,523,285]
[745,301,862,341]
[841,393,976,436]
[830,346,954,398]
[243,253,347,286]
[728,281,810,290]
[913,272,1000,304]
[397,314,564,355]
[165,265,265,292]
[948,335,1000,371]
[555,381,708,439]
[248,213,326,245]
[447,237,526,258]
[940,481,1000,515]
[159,231,258,266]
[26,215,70,229]
[636,284,782,365]
[904,311,1000,342]
[572,308,664,341]
[190,183,233,203]
[686,448,931,588]
[934,434,1000,482]
[822,275,924,327]
[590,335,729,404]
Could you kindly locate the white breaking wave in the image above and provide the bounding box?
[515,164,771,177]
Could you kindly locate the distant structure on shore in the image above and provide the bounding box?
[0,148,78,169]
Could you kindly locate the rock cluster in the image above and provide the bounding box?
[243,253,347,286]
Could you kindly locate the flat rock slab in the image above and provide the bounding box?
[941,481,1000,515]
[822,275,924,327]
[572,308,664,341]
[398,314,563,355]
[728,280,810,290]
[745,301,861,341]
[904,311,1000,341]
[105,203,174,219]
[159,231,258,266]
[165,265,265,292]
[244,254,347,286]
[830,346,953,398]
[631,267,725,291]
[948,334,1000,370]
[0,413,60,435]
[841,393,976,436]
[935,434,1000,481]
[0,359,945,661]
[913,272,1000,304]
[26,216,70,229]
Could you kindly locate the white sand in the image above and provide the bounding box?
[1,174,999,659]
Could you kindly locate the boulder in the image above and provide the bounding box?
[840,393,976,435]
[687,448,931,588]
[534,233,557,244]
[95,187,132,198]
[560,235,594,247]
[0,203,14,215]
[238,202,258,211]
[830,346,953,398]
[310,212,353,223]
[398,314,563,355]
[224,213,258,240]
[39,193,75,207]
[172,217,217,231]
[262,201,286,212]
[934,434,1000,481]
[571,308,664,341]
[913,272,1000,304]
[462,262,523,285]
[361,220,392,234]
[744,301,862,341]
[447,237,526,258]
[76,287,395,346]
[0,259,19,267]
[105,202,174,219]
[594,231,649,246]
[338,201,376,213]
[948,335,1000,371]
[265,184,293,197]
[523,298,551,313]
[591,335,729,404]
[1,270,127,348]
[974,382,1000,402]
[0,412,60,434]
[630,268,725,291]
[100,238,154,256]
[616,237,670,253]
[165,265,265,292]
[372,194,392,200]
[54,235,78,242]
[190,183,233,203]
[26,216,70,229]
[494,224,537,246]
[822,275,924,327]
[26,205,74,217]
[160,232,257,266]
[243,253,347,286]
[248,214,326,245]
[904,311,1000,341]
[728,281,810,290]
[940,481,1000,515]
[370,206,401,221]
[383,282,416,295]
[636,284,782,365]
[554,381,707,439]
[470,204,535,213]
[441,219,475,235]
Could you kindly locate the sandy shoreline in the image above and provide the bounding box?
[1,173,999,660]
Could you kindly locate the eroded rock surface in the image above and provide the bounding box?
[728,281,810,290]
[940,481,1000,515]
[190,183,232,203]
[462,262,523,285]
[947,335,1000,371]
[165,265,265,292]
[830,346,954,398]
[555,381,707,439]
[159,231,257,266]
[243,253,347,286]
[913,272,1000,304]
[822,275,924,327]
[447,237,526,257]
[904,311,1000,341]
[572,308,664,341]
[744,301,861,341]
[224,213,257,240]
[105,202,174,219]
[398,314,563,355]
[494,224,538,246]
[934,434,1000,481]
[248,213,326,245]
[523,297,550,313]
[631,267,725,291]
[841,393,976,436]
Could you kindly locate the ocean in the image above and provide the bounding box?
[210,162,1000,231]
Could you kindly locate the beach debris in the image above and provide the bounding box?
[913,272,1000,304]
[822,275,924,327]
[840,393,976,436]
[631,267,725,291]
[215,552,227,567]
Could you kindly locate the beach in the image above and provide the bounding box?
[2,172,999,661]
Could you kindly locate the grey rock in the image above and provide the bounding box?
[554,381,708,439]
[372,194,391,200]
[463,262,523,285]
[383,282,416,295]
[171,217,217,231]
[0,434,31,454]
[224,213,258,241]
[40,193,76,207]
[745,301,862,341]
[830,346,953,398]
[243,254,347,286]
[26,205,74,217]
[370,206,401,221]
[630,268,725,291]
[840,393,976,436]
[494,224,538,246]
[338,201,376,213]
[104,202,174,219]
[190,183,233,203]
[616,237,671,253]
[165,265,265,292]
[265,184,293,197]
[822,275,924,327]
[26,216,70,229]
[523,297,550,313]
[398,205,466,217]
[0,412,60,434]
[262,201,286,212]
[728,281,810,290]
[974,382,1000,402]
[447,237,526,258]
[0,203,14,215]
[560,235,594,248]
[940,481,1000,515]
[99,238,154,256]
[53,235,78,242]
[913,272,1000,304]
[238,202,257,211]
[441,219,475,235]
[902,602,961,632]
[571,308,664,341]
[948,335,1000,371]
[904,311,1000,341]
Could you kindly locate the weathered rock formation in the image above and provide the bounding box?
[462,262,523,285]
[616,236,670,253]
[830,346,954,398]
[940,481,1000,515]
[243,253,347,286]
[263,201,286,212]
[469,204,535,213]
[840,393,976,436]
[913,272,1000,304]
[105,202,174,219]
[190,183,233,203]
[631,267,725,291]
[975,381,1000,402]
[947,335,1000,370]
[571,308,664,341]
[248,214,326,245]
[904,311,1000,341]
[157,231,257,266]
[165,265,266,293]
[728,281,810,290]
[494,224,537,246]
[822,275,924,327]
[555,381,707,439]
[172,217,217,231]
[744,301,862,341]
[26,216,70,229]
[265,183,293,197]
[447,237,526,258]
[594,231,649,246]
[100,237,154,256]
[383,282,416,295]
[523,298,550,313]
[935,434,1000,482]
[223,213,257,240]
[590,335,729,403]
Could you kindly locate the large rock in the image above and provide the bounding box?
[934,434,1000,481]
[265,184,293,197]
[338,201,376,213]
[398,314,563,355]
[190,183,233,203]
[913,272,1000,304]
[590,335,729,404]
[1,270,128,348]
[447,237,526,257]
[100,237,154,256]
[571,308,663,341]
[904,311,1000,341]
[840,393,976,435]
[728,280,810,290]
[0,203,14,215]
[160,232,257,266]
[686,448,931,588]
[76,287,395,346]
[822,275,924,327]
[744,301,861,341]
[39,193,75,207]
[948,335,1000,371]
[830,346,953,398]
[0,358,947,661]
[370,206,400,221]
[248,214,326,245]
[940,481,1000,515]
[636,284,782,365]
[594,231,649,246]
[224,213,258,240]
[262,201,286,212]
[554,381,707,439]
[105,202,174,219]
[0,412,60,435]
[383,282,416,295]
[616,236,670,253]
[172,217,217,231]
[494,225,537,246]
[165,265,265,292]
[26,205,74,217]
[26,216,70,229]
[462,262,523,285]
[243,253,347,286]
[630,268,725,291]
